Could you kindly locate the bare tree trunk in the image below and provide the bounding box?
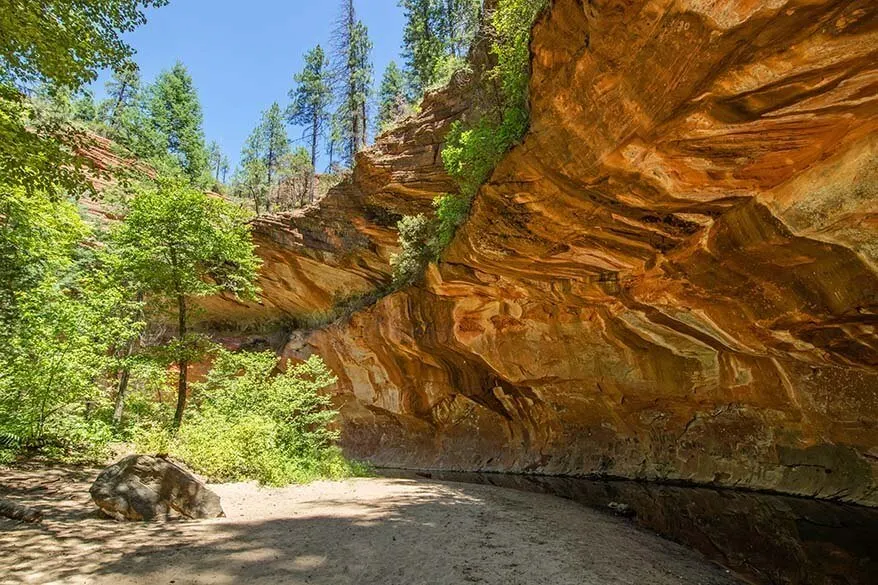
[172,295,188,430]
[310,113,319,203]
[112,367,130,426]
[0,498,42,523]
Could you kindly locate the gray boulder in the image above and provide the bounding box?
[90,455,224,521]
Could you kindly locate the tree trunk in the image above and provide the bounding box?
[173,294,188,430]
[0,498,42,523]
[112,367,130,426]
[310,114,319,203]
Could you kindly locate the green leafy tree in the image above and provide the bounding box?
[0,0,167,91]
[0,186,143,454]
[377,61,408,133]
[287,45,333,202]
[113,180,261,429]
[331,0,373,166]
[0,0,166,196]
[241,103,291,212]
[233,158,269,215]
[148,62,210,185]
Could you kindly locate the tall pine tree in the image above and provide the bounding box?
[287,45,333,202]
[377,61,408,133]
[102,62,140,131]
[331,0,373,167]
[148,62,210,185]
[240,102,290,213]
[400,0,480,96]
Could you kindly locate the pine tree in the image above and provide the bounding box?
[72,89,97,123]
[400,0,480,96]
[331,0,373,167]
[400,0,443,95]
[148,62,210,185]
[208,140,223,182]
[241,102,291,213]
[377,61,408,133]
[102,62,141,131]
[287,45,333,202]
[438,0,481,58]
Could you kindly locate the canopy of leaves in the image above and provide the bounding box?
[0,0,168,90]
[112,179,261,301]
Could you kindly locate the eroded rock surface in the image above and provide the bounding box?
[90,455,224,521]
[213,0,878,505]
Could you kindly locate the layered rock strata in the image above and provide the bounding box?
[222,0,878,504]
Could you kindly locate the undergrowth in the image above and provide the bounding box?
[133,351,371,486]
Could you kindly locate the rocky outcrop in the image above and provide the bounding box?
[216,0,878,505]
[197,82,469,329]
[90,455,224,521]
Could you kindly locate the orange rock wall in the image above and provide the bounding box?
[198,0,878,504]
[275,0,878,505]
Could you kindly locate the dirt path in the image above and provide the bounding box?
[1,465,741,585]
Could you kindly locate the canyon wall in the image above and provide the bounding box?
[228,0,878,504]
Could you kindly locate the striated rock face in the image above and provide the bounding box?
[230,0,878,504]
[197,84,468,329]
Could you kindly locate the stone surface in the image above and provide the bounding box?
[211,0,878,506]
[90,455,224,521]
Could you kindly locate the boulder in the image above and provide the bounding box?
[90,455,224,521]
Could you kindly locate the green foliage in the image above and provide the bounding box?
[377,61,410,134]
[0,0,164,197]
[148,62,210,185]
[390,193,469,285]
[442,0,547,196]
[0,0,167,90]
[332,1,373,166]
[0,185,144,460]
[400,0,480,97]
[0,86,93,196]
[113,179,261,427]
[114,180,261,301]
[241,102,292,212]
[288,44,333,199]
[392,0,547,284]
[136,352,367,485]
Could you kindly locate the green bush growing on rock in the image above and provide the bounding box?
[393,0,549,282]
[136,351,367,486]
[391,193,470,285]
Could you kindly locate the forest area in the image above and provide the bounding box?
[0,0,547,486]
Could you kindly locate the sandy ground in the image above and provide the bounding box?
[0,464,742,585]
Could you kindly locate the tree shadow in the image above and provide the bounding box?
[1,466,740,585]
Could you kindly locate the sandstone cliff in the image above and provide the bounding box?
[219,0,878,505]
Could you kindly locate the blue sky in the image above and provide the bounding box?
[94,0,406,171]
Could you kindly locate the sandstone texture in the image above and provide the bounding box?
[90,455,224,521]
[213,0,878,505]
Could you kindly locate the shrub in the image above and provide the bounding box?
[135,351,367,485]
